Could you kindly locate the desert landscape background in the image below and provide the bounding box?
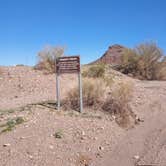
[0,42,166,166]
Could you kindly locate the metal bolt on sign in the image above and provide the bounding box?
[55,56,83,112]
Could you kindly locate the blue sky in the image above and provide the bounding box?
[0,0,166,65]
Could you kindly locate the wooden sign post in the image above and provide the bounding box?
[56,56,83,112]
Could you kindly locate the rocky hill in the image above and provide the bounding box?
[90,44,126,65]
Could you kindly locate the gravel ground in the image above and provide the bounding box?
[0,66,166,166]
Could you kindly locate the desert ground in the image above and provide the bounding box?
[0,66,166,166]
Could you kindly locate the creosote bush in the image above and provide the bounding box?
[82,64,106,78]
[34,45,65,74]
[64,78,107,111]
[116,42,166,80]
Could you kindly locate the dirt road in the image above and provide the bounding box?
[95,81,166,166]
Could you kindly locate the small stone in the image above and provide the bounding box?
[105,141,110,145]
[80,136,86,140]
[49,145,54,149]
[133,155,140,160]
[3,143,11,147]
[100,127,104,130]
[98,146,104,151]
[81,131,85,136]
[112,115,116,120]
[93,137,98,140]
[95,152,102,158]
[29,155,33,159]
[87,147,91,151]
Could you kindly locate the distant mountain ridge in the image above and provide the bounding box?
[90,44,126,65]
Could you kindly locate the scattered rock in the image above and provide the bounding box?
[95,152,102,158]
[49,145,54,149]
[93,137,98,140]
[29,155,33,159]
[100,127,105,130]
[112,115,116,120]
[133,155,140,160]
[3,143,11,147]
[98,146,104,151]
[81,131,85,136]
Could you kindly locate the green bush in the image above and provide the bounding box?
[82,64,106,78]
[116,42,166,80]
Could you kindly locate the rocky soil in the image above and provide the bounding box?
[0,66,166,166]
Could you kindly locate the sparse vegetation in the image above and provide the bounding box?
[0,117,24,133]
[64,73,134,127]
[116,42,166,80]
[54,129,63,139]
[34,45,65,74]
[102,81,134,128]
[64,78,107,111]
[102,81,133,114]
[82,64,106,78]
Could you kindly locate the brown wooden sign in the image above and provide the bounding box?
[56,56,80,74]
[55,55,83,112]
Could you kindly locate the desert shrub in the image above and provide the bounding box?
[64,78,107,111]
[102,81,133,115]
[102,81,134,128]
[64,77,135,127]
[82,64,106,78]
[116,48,139,75]
[155,62,166,80]
[116,42,166,80]
[34,45,65,74]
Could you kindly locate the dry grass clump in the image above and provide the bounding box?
[34,45,65,74]
[82,64,106,78]
[102,81,134,128]
[64,78,107,111]
[116,42,166,80]
[102,81,133,114]
[64,75,134,128]
[65,77,134,128]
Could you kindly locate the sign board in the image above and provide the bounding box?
[56,56,80,74]
[55,56,83,112]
